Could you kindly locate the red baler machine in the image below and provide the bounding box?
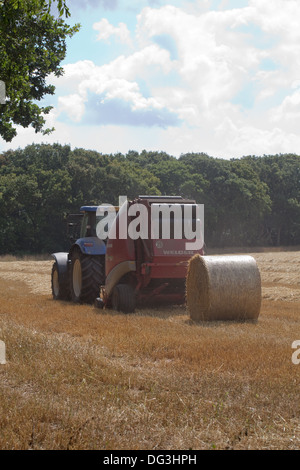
[97,196,204,313]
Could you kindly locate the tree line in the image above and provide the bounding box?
[0,143,299,255]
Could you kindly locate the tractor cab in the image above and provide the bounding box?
[51,204,118,304]
[67,205,118,254]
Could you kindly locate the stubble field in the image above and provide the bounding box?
[0,250,299,450]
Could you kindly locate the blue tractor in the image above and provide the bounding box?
[51,206,107,304]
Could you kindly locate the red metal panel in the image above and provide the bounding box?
[105,204,135,277]
[141,261,189,279]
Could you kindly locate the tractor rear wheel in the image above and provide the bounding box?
[111,284,136,313]
[70,251,105,304]
[51,262,70,301]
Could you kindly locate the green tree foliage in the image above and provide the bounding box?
[0,144,163,254]
[66,149,161,208]
[0,144,72,253]
[244,154,300,246]
[0,144,299,254]
[0,0,79,141]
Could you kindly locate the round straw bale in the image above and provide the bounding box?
[186,254,261,322]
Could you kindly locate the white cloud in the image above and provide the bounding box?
[99,44,173,80]
[133,1,300,155]
[93,18,132,45]
[271,89,300,131]
[52,43,174,123]
[58,94,86,122]
[58,3,285,129]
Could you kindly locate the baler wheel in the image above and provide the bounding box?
[111,284,136,313]
[70,251,105,304]
[51,262,70,301]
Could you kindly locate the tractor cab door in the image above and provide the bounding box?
[80,211,97,238]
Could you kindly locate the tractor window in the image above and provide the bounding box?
[80,213,89,238]
[80,212,98,238]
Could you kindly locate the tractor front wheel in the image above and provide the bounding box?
[70,251,105,304]
[51,262,70,301]
[111,284,136,313]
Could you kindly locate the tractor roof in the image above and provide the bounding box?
[80,205,120,213]
[80,206,98,212]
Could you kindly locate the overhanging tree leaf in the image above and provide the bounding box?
[0,0,79,141]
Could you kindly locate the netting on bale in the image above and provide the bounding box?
[186,255,261,322]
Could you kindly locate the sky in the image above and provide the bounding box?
[2,0,300,159]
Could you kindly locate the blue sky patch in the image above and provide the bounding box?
[209,0,249,10]
[259,57,279,72]
[152,34,179,61]
[232,81,256,109]
[235,22,278,50]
